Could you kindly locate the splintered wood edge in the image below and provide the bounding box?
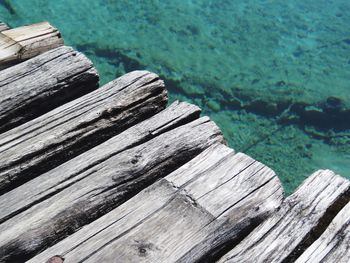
[218,169,350,263]
[295,201,350,263]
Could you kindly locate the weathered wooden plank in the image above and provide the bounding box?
[295,201,350,263]
[0,21,63,67]
[0,117,224,262]
[218,170,350,263]
[0,70,166,195]
[28,144,283,263]
[0,100,201,224]
[0,45,99,133]
[0,22,9,32]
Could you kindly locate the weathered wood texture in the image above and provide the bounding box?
[0,117,223,262]
[29,144,283,263]
[295,201,350,263]
[0,45,99,133]
[0,21,63,67]
[0,22,9,32]
[218,170,350,263]
[0,70,166,195]
[0,101,201,224]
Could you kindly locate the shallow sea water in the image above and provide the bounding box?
[1,0,349,193]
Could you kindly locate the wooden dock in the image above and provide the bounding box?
[0,22,349,263]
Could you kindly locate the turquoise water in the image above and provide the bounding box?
[1,0,349,193]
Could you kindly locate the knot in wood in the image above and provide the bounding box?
[135,241,155,257]
[131,154,142,164]
[139,247,147,255]
[46,255,64,263]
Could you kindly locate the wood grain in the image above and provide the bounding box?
[0,116,223,262]
[0,101,201,224]
[28,144,283,263]
[0,45,99,133]
[0,70,166,194]
[218,169,350,263]
[0,21,63,67]
[295,201,350,263]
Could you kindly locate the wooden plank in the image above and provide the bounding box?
[0,21,63,67]
[0,22,9,32]
[0,100,201,224]
[0,70,166,195]
[295,201,350,263]
[218,170,350,263]
[28,144,283,263]
[0,45,99,133]
[0,117,224,262]
[0,32,20,67]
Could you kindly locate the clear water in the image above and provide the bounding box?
[1,0,349,193]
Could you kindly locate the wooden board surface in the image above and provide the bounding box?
[218,169,350,263]
[0,116,224,262]
[28,144,283,263]
[0,101,201,224]
[295,201,350,263]
[0,21,63,67]
[0,45,99,133]
[0,70,166,195]
[0,32,21,67]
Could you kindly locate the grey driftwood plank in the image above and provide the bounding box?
[0,100,201,224]
[0,22,9,32]
[295,201,350,263]
[0,70,166,195]
[28,144,283,263]
[0,21,63,67]
[0,116,224,262]
[0,45,99,133]
[218,169,350,263]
